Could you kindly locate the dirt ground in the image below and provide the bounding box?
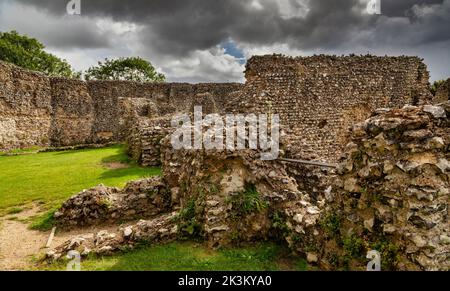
[103,162,130,170]
[0,205,117,270]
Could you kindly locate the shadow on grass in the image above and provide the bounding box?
[103,242,309,271]
[99,166,161,180]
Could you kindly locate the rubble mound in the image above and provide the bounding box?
[54,177,171,228]
[47,212,179,261]
[48,144,323,260]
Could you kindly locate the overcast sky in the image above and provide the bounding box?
[0,0,449,82]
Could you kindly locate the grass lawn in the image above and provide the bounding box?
[0,145,160,227]
[0,145,309,271]
[37,241,309,271]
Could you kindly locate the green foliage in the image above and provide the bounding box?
[230,230,244,243]
[6,207,23,215]
[227,184,268,217]
[29,210,55,231]
[371,238,400,270]
[320,213,342,238]
[271,210,290,238]
[430,79,446,96]
[0,31,80,78]
[178,198,202,238]
[343,233,364,258]
[85,57,165,82]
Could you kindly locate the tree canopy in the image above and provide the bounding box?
[84,57,166,82]
[0,30,80,78]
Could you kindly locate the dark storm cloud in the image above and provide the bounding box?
[6,0,450,81]
[14,0,450,56]
[15,0,278,55]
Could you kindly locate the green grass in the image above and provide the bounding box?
[6,207,24,215]
[37,242,309,271]
[0,144,160,219]
[1,145,311,271]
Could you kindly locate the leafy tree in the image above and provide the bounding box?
[84,57,165,82]
[430,79,446,96]
[0,30,80,78]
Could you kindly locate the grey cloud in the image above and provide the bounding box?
[13,0,450,54]
[4,0,450,82]
[0,0,112,49]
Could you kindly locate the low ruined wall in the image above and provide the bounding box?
[435,78,450,103]
[231,55,433,162]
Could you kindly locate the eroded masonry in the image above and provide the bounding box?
[0,55,432,162]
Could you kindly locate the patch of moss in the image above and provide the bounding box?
[320,213,342,239]
[343,233,364,259]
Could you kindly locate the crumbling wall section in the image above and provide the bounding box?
[50,78,94,146]
[323,101,450,271]
[0,55,436,161]
[231,55,433,162]
[0,61,53,150]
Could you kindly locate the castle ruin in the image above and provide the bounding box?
[2,55,448,271]
[0,54,433,162]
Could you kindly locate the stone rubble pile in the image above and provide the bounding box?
[54,177,171,228]
[47,212,179,261]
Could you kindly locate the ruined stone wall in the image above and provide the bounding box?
[435,78,450,103]
[325,102,450,271]
[0,60,242,151]
[230,55,433,162]
[0,61,53,150]
[0,55,435,160]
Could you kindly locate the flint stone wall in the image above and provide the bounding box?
[0,60,242,151]
[1,55,435,163]
[229,55,433,162]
